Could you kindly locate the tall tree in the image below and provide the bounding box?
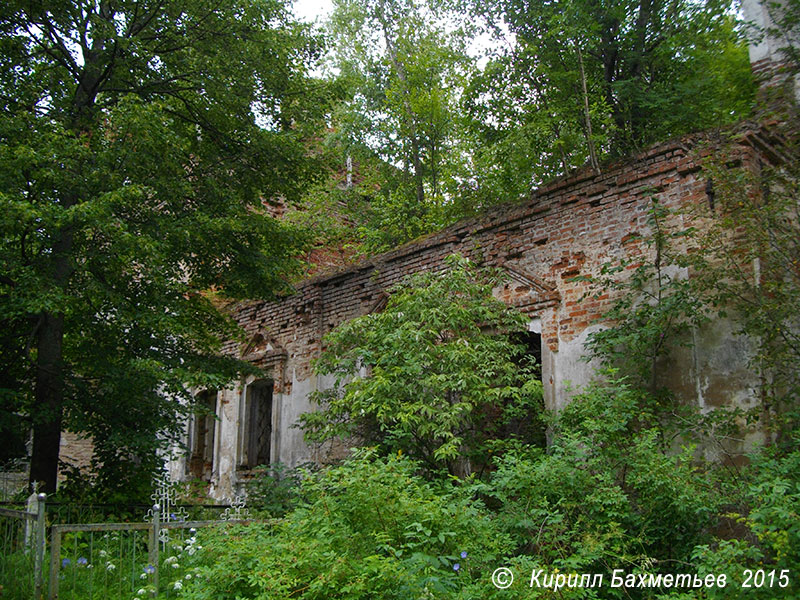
[464,0,755,193]
[0,0,327,494]
[326,0,473,250]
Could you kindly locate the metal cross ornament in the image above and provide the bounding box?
[220,493,249,521]
[145,470,188,545]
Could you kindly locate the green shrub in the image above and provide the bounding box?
[479,378,718,594]
[175,451,510,599]
[690,437,800,599]
[245,462,307,517]
[302,254,544,476]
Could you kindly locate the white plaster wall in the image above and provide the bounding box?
[275,369,317,467]
[742,0,800,99]
[691,318,765,457]
[209,388,239,501]
[551,324,606,411]
[743,0,783,63]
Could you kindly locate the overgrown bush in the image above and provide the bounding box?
[687,437,800,599]
[476,378,717,588]
[245,462,307,517]
[302,254,544,476]
[175,451,510,599]
[170,381,742,600]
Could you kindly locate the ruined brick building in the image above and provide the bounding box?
[161,0,800,501]
[167,120,792,499]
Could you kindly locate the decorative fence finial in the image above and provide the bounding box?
[220,492,249,521]
[145,470,187,544]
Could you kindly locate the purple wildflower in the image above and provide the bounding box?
[453,563,460,571]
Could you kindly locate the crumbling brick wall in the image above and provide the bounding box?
[204,125,777,488]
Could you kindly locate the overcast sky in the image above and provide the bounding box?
[293,0,334,24]
[289,0,504,69]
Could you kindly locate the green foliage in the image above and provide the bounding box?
[688,440,800,599]
[0,0,330,494]
[288,142,441,257]
[310,0,757,245]
[54,459,158,506]
[44,528,203,600]
[245,462,308,518]
[463,0,755,195]
[175,451,509,600]
[581,199,710,392]
[0,528,36,600]
[323,0,475,251]
[302,254,544,474]
[481,379,717,581]
[171,383,731,600]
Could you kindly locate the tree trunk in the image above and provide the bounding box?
[29,312,65,494]
[576,42,600,174]
[412,136,424,205]
[375,1,425,207]
[28,220,75,493]
[26,8,99,492]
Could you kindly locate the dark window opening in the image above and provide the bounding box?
[504,329,545,446]
[188,390,216,481]
[513,330,542,379]
[705,179,716,211]
[244,379,273,469]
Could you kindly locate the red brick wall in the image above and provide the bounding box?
[226,129,762,362]
[217,124,780,468]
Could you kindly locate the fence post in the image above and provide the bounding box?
[48,526,61,600]
[148,503,160,596]
[34,492,46,599]
[25,488,37,547]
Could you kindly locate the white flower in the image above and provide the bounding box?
[140,573,147,580]
[185,574,192,580]
[173,581,183,590]
[99,550,108,558]
[186,547,196,555]
[106,563,116,572]
[171,562,180,569]
[137,589,147,596]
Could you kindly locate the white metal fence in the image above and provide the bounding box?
[0,496,255,600]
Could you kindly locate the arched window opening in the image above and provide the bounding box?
[188,390,217,481]
[242,379,274,469]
